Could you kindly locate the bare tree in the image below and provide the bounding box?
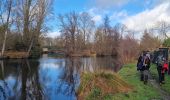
[119,34,139,63]
[155,21,170,40]
[140,30,161,51]
[13,0,52,57]
[114,23,127,39]
[79,12,95,48]
[0,0,13,57]
[94,26,105,55]
[27,0,52,55]
[96,15,113,56]
[58,12,80,53]
[94,16,122,56]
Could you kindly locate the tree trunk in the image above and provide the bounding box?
[1,31,8,57]
[1,0,12,57]
[0,61,4,79]
[27,39,34,56]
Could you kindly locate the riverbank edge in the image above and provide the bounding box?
[76,71,133,100]
[77,62,170,100]
[114,62,170,100]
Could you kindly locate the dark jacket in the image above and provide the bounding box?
[137,55,144,70]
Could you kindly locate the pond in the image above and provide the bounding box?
[0,55,122,100]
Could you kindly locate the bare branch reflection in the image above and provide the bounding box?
[21,59,44,100]
[0,59,44,100]
[0,56,122,100]
[57,57,81,96]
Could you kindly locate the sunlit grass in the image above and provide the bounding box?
[150,64,170,94]
[115,63,162,100]
[77,63,170,100]
[77,71,133,100]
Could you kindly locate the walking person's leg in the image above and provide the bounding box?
[157,67,162,84]
[162,73,165,84]
[144,70,149,84]
[169,68,170,75]
[140,70,144,81]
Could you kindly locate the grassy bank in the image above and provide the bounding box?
[77,72,133,100]
[77,63,170,100]
[114,63,170,100]
[115,63,162,100]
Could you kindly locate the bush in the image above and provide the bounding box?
[163,38,170,47]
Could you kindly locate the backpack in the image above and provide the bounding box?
[143,56,150,70]
[157,55,164,67]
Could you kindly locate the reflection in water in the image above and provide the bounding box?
[0,59,43,100]
[0,56,121,100]
[81,57,122,72]
[21,60,43,100]
[39,58,79,100]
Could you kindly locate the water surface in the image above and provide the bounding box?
[0,56,121,100]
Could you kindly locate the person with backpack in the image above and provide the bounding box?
[143,52,151,84]
[137,53,144,81]
[137,52,150,84]
[156,51,165,85]
[161,58,168,83]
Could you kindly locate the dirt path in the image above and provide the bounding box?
[148,72,170,100]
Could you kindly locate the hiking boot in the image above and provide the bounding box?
[162,81,165,84]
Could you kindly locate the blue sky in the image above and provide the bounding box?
[48,0,170,37]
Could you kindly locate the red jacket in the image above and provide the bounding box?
[162,63,169,73]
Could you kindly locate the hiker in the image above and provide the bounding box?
[143,52,151,84]
[137,53,144,80]
[156,51,165,84]
[137,52,150,84]
[137,53,143,71]
[161,58,168,83]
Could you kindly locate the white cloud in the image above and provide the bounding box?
[48,31,60,37]
[92,15,102,23]
[87,8,103,24]
[123,2,170,32]
[110,10,128,21]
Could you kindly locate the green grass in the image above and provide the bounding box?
[85,86,102,100]
[162,75,170,93]
[111,63,162,100]
[77,63,170,100]
[77,72,133,100]
[149,64,158,79]
[150,64,170,94]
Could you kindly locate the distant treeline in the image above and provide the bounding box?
[43,11,170,63]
